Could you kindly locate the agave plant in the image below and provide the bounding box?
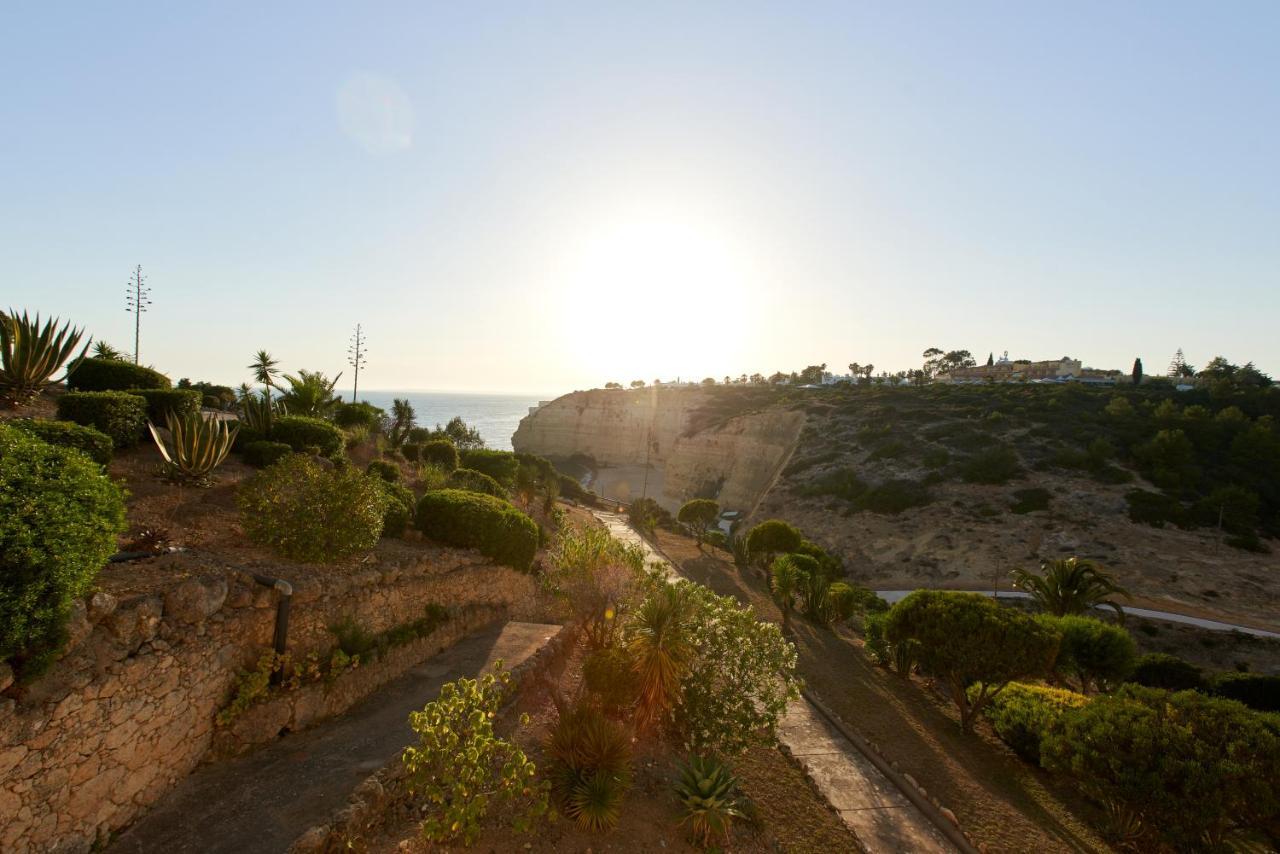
[0,310,90,404]
[546,705,632,831]
[278,369,343,418]
[674,755,744,848]
[1011,557,1130,621]
[149,409,239,483]
[236,389,278,433]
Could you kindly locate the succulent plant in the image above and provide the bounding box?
[0,310,90,404]
[673,755,744,848]
[149,409,239,483]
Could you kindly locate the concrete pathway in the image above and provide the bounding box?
[109,622,560,854]
[591,511,955,853]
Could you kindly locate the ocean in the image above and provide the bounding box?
[355,391,555,451]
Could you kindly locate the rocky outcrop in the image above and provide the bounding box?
[513,388,803,513]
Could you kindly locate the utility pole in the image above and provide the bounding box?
[125,265,151,364]
[348,323,367,402]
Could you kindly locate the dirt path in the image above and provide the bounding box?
[108,622,560,854]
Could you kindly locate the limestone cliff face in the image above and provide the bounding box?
[512,388,803,513]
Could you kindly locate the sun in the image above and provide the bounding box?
[558,211,754,381]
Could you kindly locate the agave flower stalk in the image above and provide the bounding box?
[0,310,90,404]
[149,409,239,483]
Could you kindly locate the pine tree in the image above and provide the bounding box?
[987,352,994,366]
[1168,348,1186,378]
[1132,357,1143,386]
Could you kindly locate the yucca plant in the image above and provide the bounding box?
[626,584,694,733]
[546,705,632,831]
[91,341,128,361]
[0,310,90,404]
[236,389,278,434]
[148,409,239,483]
[1012,557,1130,622]
[673,755,744,848]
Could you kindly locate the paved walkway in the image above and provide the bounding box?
[110,622,560,854]
[592,511,954,853]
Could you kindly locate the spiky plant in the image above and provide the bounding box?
[546,706,632,831]
[626,584,693,733]
[1012,557,1130,622]
[0,310,90,404]
[278,369,343,418]
[91,341,128,361]
[673,755,744,848]
[148,409,239,483]
[769,555,803,633]
[237,389,277,434]
[248,349,280,399]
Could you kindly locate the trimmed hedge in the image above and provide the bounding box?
[67,357,170,391]
[399,442,421,463]
[367,459,400,483]
[459,448,519,486]
[415,488,539,572]
[1211,672,1280,713]
[373,477,415,537]
[242,440,292,468]
[9,418,113,465]
[56,391,148,448]
[445,467,506,498]
[1128,652,1205,691]
[270,415,344,459]
[980,681,1088,764]
[126,387,202,423]
[334,401,383,429]
[1,424,126,680]
[421,439,459,471]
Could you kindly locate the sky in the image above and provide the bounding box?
[3,2,1278,395]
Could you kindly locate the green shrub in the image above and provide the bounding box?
[823,582,860,622]
[373,477,415,537]
[959,446,1022,484]
[1043,615,1136,692]
[459,448,519,486]
[269,414,344,459]
[1,424,126,680]
[67,356,170,391]
[125,387,201,423]
[863,612,891,666]
[546,704,632,831]
[333,401,383,429]
[1211,672,1280,713]
[558,473,598,506]
[858,479,931,514]
[981,681,1088,764]
[399,441,421,463]
[242,440,292,468]
[745,519,803,565]
[1125,489,1187,528]
[237,454,385,562]
[1041,685,1280,848]
[366,459,400,483]
[9,418,112,465]
[415,489,540,572]
[56,390,148,447]
[421,439,459,471]
[1010,487,1051,514]
[582,646,638,714]
[1128,652,1205,691]
[446,466,506,498]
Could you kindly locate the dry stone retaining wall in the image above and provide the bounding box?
[0,547,534,854]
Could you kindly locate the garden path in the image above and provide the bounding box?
[591,510,956,853]
[108,621,560,854]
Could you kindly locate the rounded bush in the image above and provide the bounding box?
[270,415,344,459]
[67,357,170,391]
[237,455,385,562]
[372,477,415,537]
[1044,615,1136,692]
[746,519,803,561]
[400,442,421,463]
[367,459,400,483]
[459,449,519,486]
[1,424,126,680]
[415,489,539,572]
[334,401,383,429]
[242,440,292,468]
[446,467,506,498]
[56,391,148,448]
[421,439,459,471]
[1210,672,1280,712]
[1128,652,1205,691]
[981,681,1088,764]
[9,418,112,465]
[125,387,202,423]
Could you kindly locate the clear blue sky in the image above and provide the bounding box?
[4,2,1277,394]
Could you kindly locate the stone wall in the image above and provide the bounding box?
[0,546,535,854]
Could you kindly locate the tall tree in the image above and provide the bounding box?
[347,323,367,403]
[1132,357,1143,386]
[1167,348,1186,378]
[863,363,874,381]
[125,265,151,365]
[249,350,281,400]
[848,362,861,380]
[987,352,994,366]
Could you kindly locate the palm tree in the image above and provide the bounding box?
[770,557,803,634]
[388,398,416,447]
[278,369,342,418]
[1011,557,1130,621]
[627,585,693,734]
[248,350,280,400]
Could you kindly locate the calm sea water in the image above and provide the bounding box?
[355,391,554,451]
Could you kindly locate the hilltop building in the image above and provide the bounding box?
[936,352,1121,385]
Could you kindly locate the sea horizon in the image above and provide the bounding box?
[353,390,560,451]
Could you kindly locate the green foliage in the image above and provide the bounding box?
[421,439,459,471]
[216,650,280,726]
[415,462,450,491]
[1041,615,1135,692]
[237,454,385,562]
[67,356,170,391]
[415,489,539,571]
[544,525,645,649]
[673,755,744,849]
[0,423,126,680]
[1010,487,1051,514]
[1125,488,1187,528]
[269,414,344,459]
[403,667,550,844]
[822,582,860,623]
[399,442,421,462]
[8,418,112,465]
[626,584,695,733]
[330,605,449,664]
[959,445,1022,484]
[745,519,802,565]
[583,646,638,714]
[126,387,201,423]
[236,391,278,436]
[863,612,891,665]
[0,310,90,403]
[858,478,932,513]
[885,591,1061,731]
[366,459,400,483]
[1041,685,1280,849]
[148,409,239,483]
[677,498,720,546]
[372,476,415,537]
[627,496,674,533]
[1011,557,1129,620]
[445,466,506,497]
[546,704,632,831]
[703,529,728,549]
[460,448,519,486]
[769,553,811,628]
[436,414,485,449]
[1211,672,1280,713]
[56,390,149,447]
[242,440,291,468]
[980,681,1088,764]
[1128,652,1206,691]
[277,369,342,418]
[333,400,383,429]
